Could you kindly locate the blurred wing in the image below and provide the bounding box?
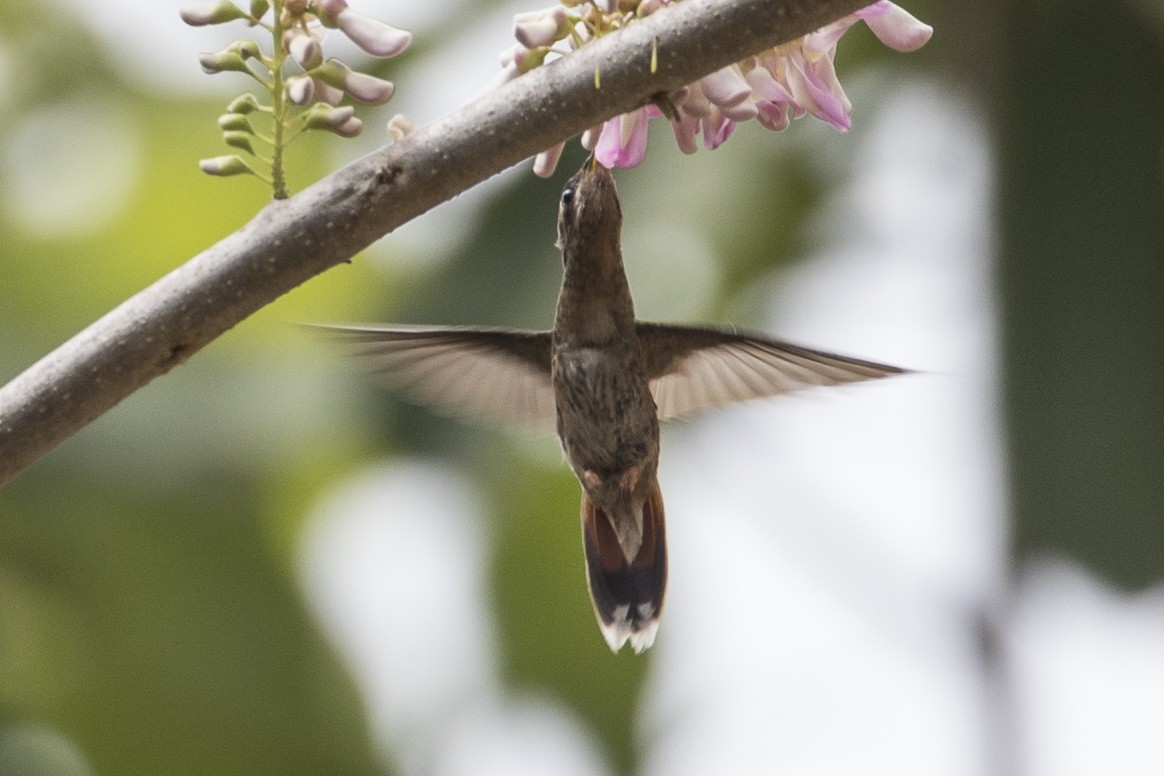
[314,324,556,425]
[637,322,907,420]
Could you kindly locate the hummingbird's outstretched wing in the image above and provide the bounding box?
[313,324,556,424]
[636,322,907,420]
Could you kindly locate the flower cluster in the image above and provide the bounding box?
[181,0,410,197]
[493,0,932,176]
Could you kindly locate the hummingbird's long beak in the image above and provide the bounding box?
[585,153,606,176]
[577,154,616,196]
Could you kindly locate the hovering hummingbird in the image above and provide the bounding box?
[323,157,904,653]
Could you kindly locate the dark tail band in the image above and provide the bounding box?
[581,483,667,653]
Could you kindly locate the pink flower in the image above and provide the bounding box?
[500,1,933,175]
[593,107,654,168]
[337,12,411,57]
[807,1,933,54]
[699,66,754,119]
[744,66,798,131]
[317,0,412,58]
[766,46,852,131]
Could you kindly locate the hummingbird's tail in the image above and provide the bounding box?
[581,483,667,654]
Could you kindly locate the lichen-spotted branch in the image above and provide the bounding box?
[0,0,884,487]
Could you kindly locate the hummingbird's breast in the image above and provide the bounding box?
[551,336,660,478]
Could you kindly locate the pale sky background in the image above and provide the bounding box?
[299,64,1164,776]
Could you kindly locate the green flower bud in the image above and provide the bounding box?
[309,58,349,90]
[217,113,254,132]
[199,49,248,74]
[199,41,261,74]
[222,131,255,153]
[514,45,550,74]
[302,103,354,131]
[309,58,394,104]
[226,93,261,114]
[199,155,256,176]
[249,0,270,19]
[230,39,261,60]
[316,0,348,28]
[180,2,248,26]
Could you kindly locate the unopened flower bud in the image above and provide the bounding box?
[232,39,261,60]
[198,39,262,73]
[343,70,395,104]
[387,113,417,140]
[312,58,395,104]
[199,155,256,176]
[532,143,565,178]
[315,0,348,27]
[514,7,568,49]
[311,58,350,89]
[222,131,255,153]
[579,125,599,150]
[337,11,411,58]
[249,0,270,18]
[226,93,261,114]
[312,78,344,106]
[285,75,314,105]
[199,49,248,74]
[500,44,550,75]
[287,32,321,69]
[217,113,254,132]
[180,2,247,26]
[331,115,363,138]
[303,103,354,131]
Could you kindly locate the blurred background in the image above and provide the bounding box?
[2,1,1163,774]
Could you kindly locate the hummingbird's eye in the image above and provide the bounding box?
[561,185,575,208]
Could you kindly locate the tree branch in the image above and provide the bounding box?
[0,0,868,487]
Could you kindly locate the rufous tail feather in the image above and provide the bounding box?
[581,482,667,653]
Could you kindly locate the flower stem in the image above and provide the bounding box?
[269,0,288,199]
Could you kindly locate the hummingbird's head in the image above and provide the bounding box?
[556,156,622,257]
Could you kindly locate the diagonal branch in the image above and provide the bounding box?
[0,0,868,487]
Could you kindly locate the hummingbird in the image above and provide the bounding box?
[323,157,904,653]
